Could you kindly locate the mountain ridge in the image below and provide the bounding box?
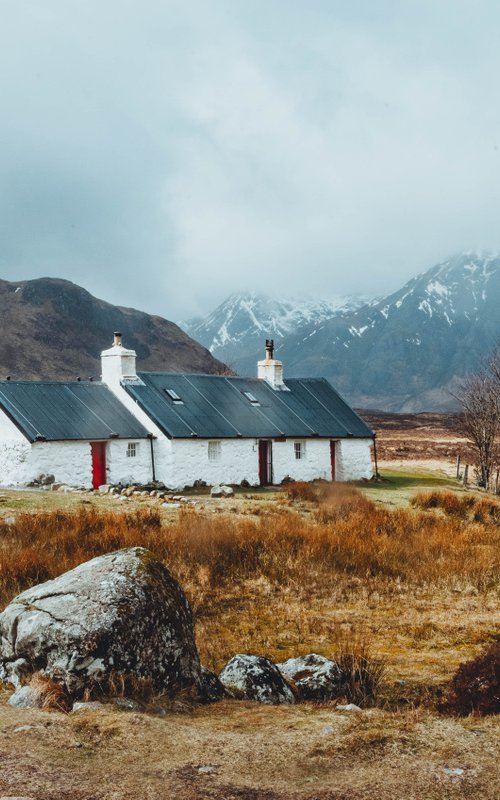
[181,252,500,411]
[0,277,228,381]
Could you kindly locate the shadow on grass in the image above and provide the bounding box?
[358,469,459,493]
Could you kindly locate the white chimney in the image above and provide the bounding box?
[101,332,138,387]
[257,338,287,390]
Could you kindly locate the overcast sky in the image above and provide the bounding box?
[1,1,500,319]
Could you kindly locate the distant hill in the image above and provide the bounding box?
[181,252,500,411]
[0,278,228,380]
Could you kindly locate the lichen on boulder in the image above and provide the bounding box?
[0,547,202,698]
[218,654,295,704]
[276,653,343,700]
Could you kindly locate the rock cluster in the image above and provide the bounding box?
[217,653,347,704]
[0,549,355,711]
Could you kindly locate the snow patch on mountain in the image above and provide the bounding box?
[181,291,370,353]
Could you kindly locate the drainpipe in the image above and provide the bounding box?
[147,433,156,482]
[373,434,379,479]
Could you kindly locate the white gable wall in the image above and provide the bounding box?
[0,409,32,485]
[335,439,374,481]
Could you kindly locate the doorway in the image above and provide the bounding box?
[330,440,337,481]
[258,440,273,486]
[91,441,107,489]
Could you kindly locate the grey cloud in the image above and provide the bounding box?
[1,1,500,318]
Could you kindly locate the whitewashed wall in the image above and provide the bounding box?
[272,439,332,483]
[0,424,92,487]
[335,439,374,481]
[167,437,373,488]
[169,439,259,488]
[0,410,32,485]
[106,439,153,485]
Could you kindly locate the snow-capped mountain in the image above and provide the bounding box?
[180,252,500,411]
[181,292,370,370]
[286,251,500,411]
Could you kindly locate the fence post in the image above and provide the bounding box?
[456,454,461,479]
[463,464,469,487]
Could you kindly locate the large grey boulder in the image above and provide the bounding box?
[219,655,295,704]
[276,653,343,700]
[0,547,202,698]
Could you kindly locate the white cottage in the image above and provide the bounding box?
[0,380,152,488]
[0,335,374,490]
[100,334,375,489]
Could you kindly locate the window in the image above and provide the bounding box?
[208,441,222,461]
[126,442,138,458]
[242,390,260,406]
[165,388,183,404]
[294,441,305,460]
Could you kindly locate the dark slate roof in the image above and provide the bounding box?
[0,381,150,443]
[124,373,374,439]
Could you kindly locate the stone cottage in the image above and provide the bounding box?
[0,335,374,489]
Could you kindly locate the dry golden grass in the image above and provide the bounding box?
[0,482,498,798]
[0,483,498,695]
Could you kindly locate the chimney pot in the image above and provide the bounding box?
[113,331,123,347]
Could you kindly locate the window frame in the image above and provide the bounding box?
[126,442,138,458]
[294,441,306,460]
[208,440,222,462]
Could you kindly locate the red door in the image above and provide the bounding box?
[330,441,336,481]
[258,440,273,486]
[91,442,107,489]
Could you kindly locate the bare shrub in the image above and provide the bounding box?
[283,481,321,502]
[334,633,386,707]
[440,642,500,716]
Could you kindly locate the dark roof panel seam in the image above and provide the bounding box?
[181,375,243,436]
[222,377,287,436]
[296,380,350,435]
[261,381,318,434]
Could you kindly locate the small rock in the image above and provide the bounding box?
[4,517,16,526]
[161,503,180,509]
[72,701,104,712]
[8,685,44,710]
[219,655,295,705]
[220,485,234,497]
[276,653,343,700]
[198,765,218,775]
[13,725,37,733]
[112,697,142,711]
[210,485,223,497]
[320,725,335,736]
[336,703,362,712]
[444,768,465,776]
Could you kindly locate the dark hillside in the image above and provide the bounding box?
[0,278,228,380]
